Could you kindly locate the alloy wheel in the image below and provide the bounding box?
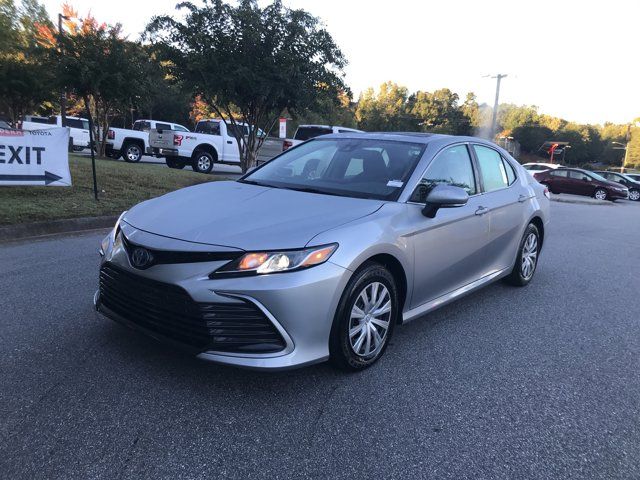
[348,282,392,359]
[197,155,211,172]
[629,190,640,201]
[594,189,607,200]
[521,232,538,280]
[126,145,141,162]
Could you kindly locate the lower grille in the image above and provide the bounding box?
[99,263,286,353]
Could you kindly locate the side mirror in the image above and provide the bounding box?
[421,185,469,218]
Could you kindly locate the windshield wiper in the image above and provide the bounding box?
[238,179,274,188]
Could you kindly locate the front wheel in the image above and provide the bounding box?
[594,188,608,201]
[505,223,540,287]
[628,189,640,201]
[192,151,214,174]
[329,263,398,371]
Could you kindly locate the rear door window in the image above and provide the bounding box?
[473,145,509,192]
[155,122,172,131]
[550,170,568,178]
[294,126,332,141]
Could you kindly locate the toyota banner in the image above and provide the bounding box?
[0,127,72,186]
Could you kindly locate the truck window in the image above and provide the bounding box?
[196,121,221,135]
[28,116,51,124]
[64,118,89,129]
[173,125,189,132]
[294,126,332,141]
[133,121,151,132]
[155,122,172,131]
[227,124,250,137]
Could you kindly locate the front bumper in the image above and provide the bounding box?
[96,226,351,370]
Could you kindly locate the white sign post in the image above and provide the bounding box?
[0,127,71,186]
[278,118,287,139]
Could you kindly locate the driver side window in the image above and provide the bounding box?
[411,145,476,203]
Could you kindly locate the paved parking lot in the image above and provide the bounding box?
[1,200,639,479]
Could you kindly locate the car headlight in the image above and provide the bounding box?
[99,211,127,257]
[214,244,338,276]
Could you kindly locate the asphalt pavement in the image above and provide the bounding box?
[1,200,640,479]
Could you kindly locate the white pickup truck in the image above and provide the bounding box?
[149,118,284,173]
[282,124,363,151]
[106,119,190,163]
[21,115,91,151]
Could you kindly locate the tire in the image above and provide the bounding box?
[329,262,398,371]
[593,188,608,201]
[192,150,214,174]
[122,142,143,163]
[505,223,540,287]
[629,189,640,201]
[166,158,184,169]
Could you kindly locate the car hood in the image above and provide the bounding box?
[123,181,385,250]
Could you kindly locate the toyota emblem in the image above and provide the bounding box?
[130,247,153,269]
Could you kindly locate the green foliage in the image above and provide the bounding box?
[355,82,414,131]
[146,0,347,172]
[0,0,54,123]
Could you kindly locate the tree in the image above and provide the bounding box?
[38,6,155,156]
[147,0,347,172]
[0,0,54,123]
[355,82,413,131]
[408,88,472,135]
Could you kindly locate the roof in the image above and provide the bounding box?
[318,131,492,146]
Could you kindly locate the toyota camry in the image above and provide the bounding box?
[96,133,550,370]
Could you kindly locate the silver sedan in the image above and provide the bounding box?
[96,133,550,370]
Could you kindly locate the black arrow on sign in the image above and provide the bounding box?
[0,171,63,185]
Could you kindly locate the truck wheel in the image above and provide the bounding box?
[122,142,143,163]
[166,158,184,169]
[192,151,214,174]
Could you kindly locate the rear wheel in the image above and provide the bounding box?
[192,150,214,174]
[629,189,640,201]
[594,188,608,201]
[122,142,143,163]
[505,223,540,287]
[329,262,398,371]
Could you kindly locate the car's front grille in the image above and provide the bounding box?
[99,263,286,353]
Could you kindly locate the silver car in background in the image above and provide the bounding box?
[96,133,550,370]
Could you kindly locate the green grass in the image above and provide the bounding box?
[0,155,221,226]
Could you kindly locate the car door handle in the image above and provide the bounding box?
[226,141,233,144]
[518,194,529,203]
[475,206,489,216]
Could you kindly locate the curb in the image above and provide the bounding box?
[550,194,612,206]
[0,215,118,243]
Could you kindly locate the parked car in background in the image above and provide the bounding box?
[534,168,629,201]
[522,162,561,174]
[106,119,190,163]
[0,120,11,129]
[21,115,91,151]
[593,171,640,201]
[282,124,363,151]
[150,118,285,173]
[624,173,640,183]
[96,133,549,370]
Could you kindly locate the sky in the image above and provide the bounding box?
[40,0,640,125]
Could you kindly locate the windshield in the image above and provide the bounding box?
[241,138,426,201]
[588,171,608,182]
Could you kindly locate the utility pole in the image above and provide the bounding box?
[58,13,69,149]
[488,74,507,141]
